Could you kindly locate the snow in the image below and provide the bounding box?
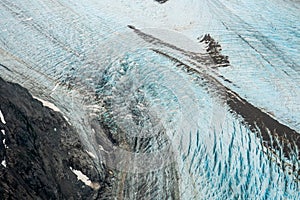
[0,0,299,199]
[2,138,8,149]
[1,160,6,168]
[69,167,100,190]
[33,96,61,113]
[22,17,33,22]
[98,145,108,153]
[63,116,71,125]
[1,128,7,168]
[85,150,96,159]
[0,110,6,124]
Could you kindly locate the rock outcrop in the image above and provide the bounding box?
[154,0,169,4]
[0,77,110,199]
[199,34,230,67]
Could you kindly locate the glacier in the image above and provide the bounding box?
[0,0,300,199]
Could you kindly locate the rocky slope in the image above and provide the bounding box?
[0,77,111,199]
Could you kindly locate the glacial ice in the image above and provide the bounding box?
[0,0,299,199]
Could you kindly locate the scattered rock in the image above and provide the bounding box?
[198,34,230,67]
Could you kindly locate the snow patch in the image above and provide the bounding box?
[1,129,5,135]
[98,145,108,153]
[1,160,6,168]
[63,116,71,125]
[85,150,96,159]
[0,110,6,124]
[70,167,100,190]
[2,138,8,149]
[33,96,61,112]
[22,17,33,21]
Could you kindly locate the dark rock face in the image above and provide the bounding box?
[0,77,109,199]
[199,34,230,67]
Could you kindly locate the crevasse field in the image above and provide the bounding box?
[0,0,299,199]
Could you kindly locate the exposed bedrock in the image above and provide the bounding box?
[154,0,169,4]
[0,77,112,199]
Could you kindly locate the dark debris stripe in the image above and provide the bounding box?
[129,25,300,179]
[0,63,12,72]
[154,0,169,4]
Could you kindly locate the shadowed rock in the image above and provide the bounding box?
[154,0,169,4]
[0,77,111,199]
[198,34,230,67]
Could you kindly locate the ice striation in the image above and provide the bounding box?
[0,0,299,199]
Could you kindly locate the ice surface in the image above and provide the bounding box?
[85,150,96,159]
[0,0,299,199]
